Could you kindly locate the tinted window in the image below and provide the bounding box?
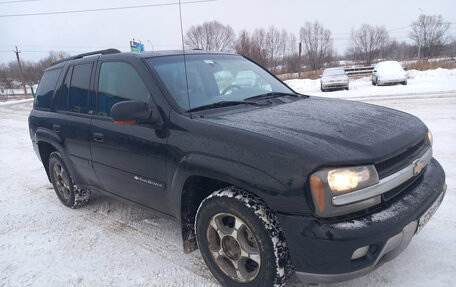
[57,67,72,111]
[97,62,150,117]
[34,68,62,110]
[69,63,92,113]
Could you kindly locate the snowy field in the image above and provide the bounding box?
[1,73,456,286]
[286,68,456,99]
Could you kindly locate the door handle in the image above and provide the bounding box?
[93,132,104,143]
[52,124,61,133]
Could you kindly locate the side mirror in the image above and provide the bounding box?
[111,100,161,126]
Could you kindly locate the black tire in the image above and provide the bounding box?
[195,187,291,287]
[49,151,91,208]
[402,80,407,85]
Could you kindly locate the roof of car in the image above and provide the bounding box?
[137,49,237,58]
[50,48,238,67]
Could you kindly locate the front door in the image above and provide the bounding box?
[90,60,169,213]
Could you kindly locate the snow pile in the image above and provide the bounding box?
[286,68,456,99]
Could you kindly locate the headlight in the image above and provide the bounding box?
[428,131,433,146]
[328,166,374,193]
[310,166,379,213]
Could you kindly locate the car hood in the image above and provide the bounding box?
[200,96,427,166]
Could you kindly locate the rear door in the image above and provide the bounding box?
[52,60,99,186]
[90,59,169,213]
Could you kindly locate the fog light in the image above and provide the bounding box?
[351,245,369,260]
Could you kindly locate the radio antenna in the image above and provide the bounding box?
[178,0,191,111]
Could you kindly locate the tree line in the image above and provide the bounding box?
[185,14,454,72]
[1,14,454,89]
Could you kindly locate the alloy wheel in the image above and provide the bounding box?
[206,212,261,283]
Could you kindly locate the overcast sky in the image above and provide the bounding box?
[1,0,455,63]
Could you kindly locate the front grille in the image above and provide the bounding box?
[375,139,428,179]
[382,176,420,201]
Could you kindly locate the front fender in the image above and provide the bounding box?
[169,153,288,219]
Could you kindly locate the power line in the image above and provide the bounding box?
[0,0,39,4]
[0,0,216,18]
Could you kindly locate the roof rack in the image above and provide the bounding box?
[51,48,121,66]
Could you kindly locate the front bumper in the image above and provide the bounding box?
[321,82,349,90]
[278,158,446,284]
[377,77,407,85]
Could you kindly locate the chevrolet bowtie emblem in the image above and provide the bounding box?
[413,159,425,176]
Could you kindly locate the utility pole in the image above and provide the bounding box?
[14,46,28,97]
[298,42,302,78]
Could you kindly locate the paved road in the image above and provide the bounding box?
[1,95,455,287]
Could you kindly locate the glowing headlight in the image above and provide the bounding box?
[428,131,433,146]
[310,166,379,213]
[328,166,374,193]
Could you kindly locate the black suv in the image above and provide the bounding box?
[29,49,446,286]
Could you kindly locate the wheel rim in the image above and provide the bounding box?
[206,213,261,283]
[52,163,71,200]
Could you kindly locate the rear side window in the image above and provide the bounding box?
[97,62,150,117]
[69,63,92,113]
[57,67,72,111]
[34,68,62,110]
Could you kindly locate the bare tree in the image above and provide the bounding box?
[410,14,450,58]
[349,24,390,65]
[382,40,417,61]
[299,21,334,70]
[0,51,70,87]
[235,27,289,71]
[185,21,235,52]
[264,27,288,72]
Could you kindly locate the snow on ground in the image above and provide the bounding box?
[1,89,455,286]
[0,102,218,287]
[0,98,33,106]
[286,68,456,99]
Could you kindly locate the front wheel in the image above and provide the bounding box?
[49,151,91,208]
[195,187,291,287]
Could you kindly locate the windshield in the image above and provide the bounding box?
[323,69,345,76]
[147,54,293,111]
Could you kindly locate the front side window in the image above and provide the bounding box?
[147,54,292,111]
[97,62,150,117]
[69,63,92,113]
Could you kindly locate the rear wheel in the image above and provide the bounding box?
[49,151,91,208]
[401,80,407,85]
[195,187,291,287]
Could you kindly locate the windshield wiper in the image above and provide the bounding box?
[244,92,300,102]
[186,101,258,113]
